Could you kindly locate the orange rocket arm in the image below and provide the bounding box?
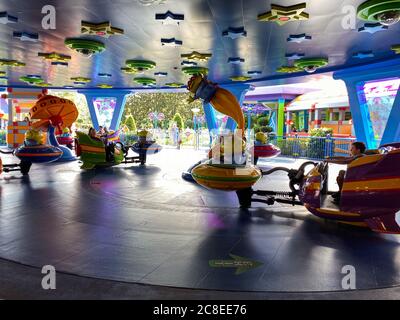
[187,75,245,135]
[211,88,245,133]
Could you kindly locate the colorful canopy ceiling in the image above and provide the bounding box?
[1,0,400,90]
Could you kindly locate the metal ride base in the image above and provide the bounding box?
[124,154,146,166]
[2,161,32,175]
[0,149,32,175]
[236,162,316,208]
[1,149,400,296]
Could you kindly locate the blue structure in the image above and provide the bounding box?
[78,89,131,131]
[333,58,400,149]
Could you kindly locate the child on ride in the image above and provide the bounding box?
[88,127,102,142]
[326,141,366,203]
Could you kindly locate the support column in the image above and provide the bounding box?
[304,111,309,131]
[344,81,376,149]
[314,109,321,128]
[286,111,291,134]
[219,83,252,133]
[78,89,131,131]
[333,57,400,148]
[203,102,218,133]
[7,97,13,126]
[269,111,277,133]
[381,85,400,145]
[277,98,285,137]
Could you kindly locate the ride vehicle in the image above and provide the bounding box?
[75,129,162,169]
[235,142,400,234]
[75,131,143,169]
[249,132,281,164]
[56,127,74,150]
[0,128,63,175]
[130,129,162,164]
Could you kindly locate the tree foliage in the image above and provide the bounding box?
[122,92,203,130]
[173,113,184,130]
[309,127,333,137]
[124,114,137,132]
[49,91,205,132]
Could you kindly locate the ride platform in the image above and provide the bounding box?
[1,149,400,298]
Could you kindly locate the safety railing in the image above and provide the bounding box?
[269,135,356,160]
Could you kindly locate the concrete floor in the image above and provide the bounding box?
[1,148,400,299]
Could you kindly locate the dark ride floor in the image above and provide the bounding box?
[1,148,400,299]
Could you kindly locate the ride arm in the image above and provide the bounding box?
[325,156,353,165]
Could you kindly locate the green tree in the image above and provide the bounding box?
[185,119,194,129]
[309,127,333,137]
[173,113,184,130]
[124,114,137,132]
[122,92,203,128]
[257,116,270,127]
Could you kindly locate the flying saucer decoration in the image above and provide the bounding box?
[121,67,137,74]
[97,84,113,89]
[155,11,184,25]
[134,77,156,86]
[276,66,302,73]
[358,22,389,33]
[248,71,262,76]
[51,62,68,67]
[36,82,52,87]
[285,53,305,60]
[228,57,245,65]
[20,75,44,85]
[258,3,310,26]
[13,31,39,42]
[154,72,168,77]
[98,73,112,78]
[81,21,124,38]
[222,26,247,39]
[230,76,252,82]
[38,52,71,67]
[161,38,183,47]
[358,0,400,26]
[122,60,156,75]
[0,72,7,83]
[287,33,312,43]
[352,51,375,59]
[181,61,197,67]
[0,59,25,67]
[294,57,328,73]
[391,44,400,54]
[139,0,167,6]
[181,51,212,62]
[65,38,105,57]
[182,66,209,76]
[71,77,91,86]
[165,82,184,88]
[0,12,18,24]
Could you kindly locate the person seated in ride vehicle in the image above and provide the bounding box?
[88,127,102,142]
[325,141,366,203]
[88,127,115,161]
